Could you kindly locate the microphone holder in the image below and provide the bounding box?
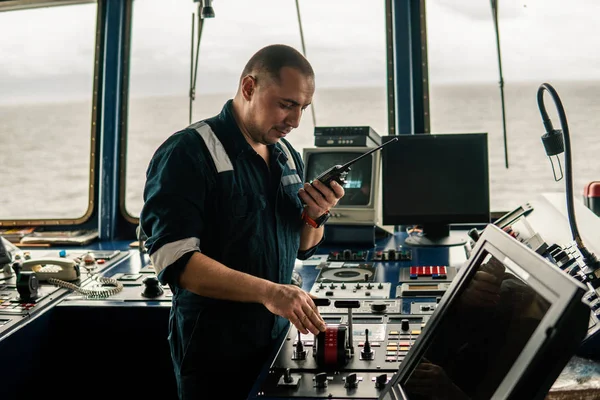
[536,83,600,287]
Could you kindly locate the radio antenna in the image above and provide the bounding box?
[338,137,398,171]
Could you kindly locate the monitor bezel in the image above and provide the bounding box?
[380,133,490,226]
[380,224,589,400]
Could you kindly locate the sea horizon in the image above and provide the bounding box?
[1,81,598,220]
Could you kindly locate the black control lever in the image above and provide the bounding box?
[334,300,360,356]
[313,298,331,307]
[293,330,306,360]
[334,300,360,309]
[361,328,374,360]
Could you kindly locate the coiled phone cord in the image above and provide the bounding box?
[48,275,124,299]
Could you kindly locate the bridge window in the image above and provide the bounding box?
[0,3,97,223]
[426,0,599,212]
[124,0,388,217]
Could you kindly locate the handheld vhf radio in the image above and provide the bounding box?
[311,137,399,189]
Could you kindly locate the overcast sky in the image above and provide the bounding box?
[1,0,599,102]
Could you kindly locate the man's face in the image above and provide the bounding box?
[245,66,314,145]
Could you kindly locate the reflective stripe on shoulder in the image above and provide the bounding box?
[279,140,302,186]
[192,121,233,173]
[278,140,297,171]
[150,237,200,275]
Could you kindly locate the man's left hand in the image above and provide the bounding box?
[298,179,345,219]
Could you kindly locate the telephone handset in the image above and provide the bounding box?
[10,252,122,299]
[21,257,80,281]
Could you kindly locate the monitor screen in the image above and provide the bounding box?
[305,151,373,207]
[381,133,490,247]
[380,224,589,400]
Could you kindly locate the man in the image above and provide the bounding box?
[140,44,344,399]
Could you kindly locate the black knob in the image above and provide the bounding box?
[370,302,387,313]
[315,372,328,388]
[401,319,410,331]
[364,273,369,282]
[568,265,581,276]
[141,276,164,298]
[345,373,358,388]
[16,269,39,302]
[468,228,480,242]
[388,249,396,260]
[375,373,388,389]
[343,249,352,260]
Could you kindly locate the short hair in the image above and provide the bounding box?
[240,44,314,85]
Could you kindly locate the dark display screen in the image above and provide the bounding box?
[402,251,550,400]
[305,152,373,206]
[381,133,489,225]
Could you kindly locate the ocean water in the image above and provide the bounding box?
[1,81,599,220]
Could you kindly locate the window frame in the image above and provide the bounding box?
[0,0,100,228]
[118,0,398,235]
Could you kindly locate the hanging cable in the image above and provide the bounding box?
[189,1,211,125]
[295,0,316,128]
[189,13,196,125]
[490,0,509,168]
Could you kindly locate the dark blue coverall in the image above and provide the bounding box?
[140,100,322,399]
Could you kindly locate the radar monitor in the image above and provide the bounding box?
[303,146,386,227]
[381,133,490,247]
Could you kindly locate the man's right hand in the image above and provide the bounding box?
[263,283,326,335]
